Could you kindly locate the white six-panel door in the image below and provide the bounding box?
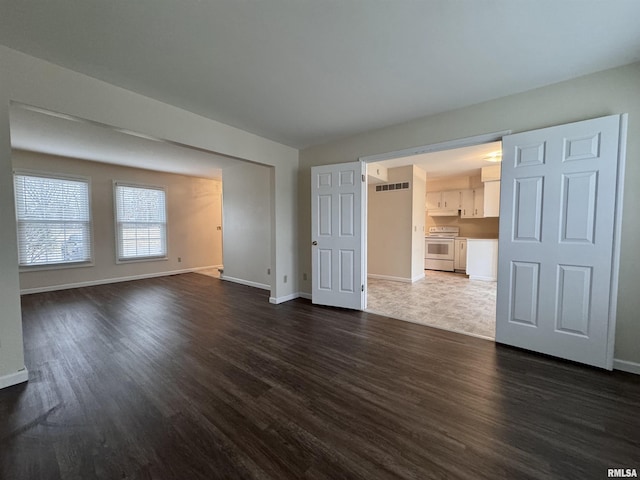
[496,114,625,369]
[311,161,366,310]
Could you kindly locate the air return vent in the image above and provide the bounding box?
[375,182,410,192]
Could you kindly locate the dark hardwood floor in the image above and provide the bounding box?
[1,273,638,480]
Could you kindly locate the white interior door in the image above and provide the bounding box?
[311,161,366,309]
[497,114,626,369]
[212,182,223,266]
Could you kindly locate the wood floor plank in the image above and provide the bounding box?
[1,273,639,480]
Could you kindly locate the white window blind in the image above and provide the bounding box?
[14,173,92,267]
[115,184,167,260]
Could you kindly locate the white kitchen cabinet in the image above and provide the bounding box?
[454,238,467,271]
[426,190,462,216]
[442,190,462,209]
[475,188,484,217]
[426,190,461,210]
[426,191,442,210]
[483,180,500,217]
[461,188,484,218]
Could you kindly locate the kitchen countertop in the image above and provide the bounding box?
[423,236,498,239]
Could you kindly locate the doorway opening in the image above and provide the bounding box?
[363,136,505,340]
[312,116,624,370]
[9,103,260,295]
[194,179,224,279]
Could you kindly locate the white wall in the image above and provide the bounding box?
[367,166,413,280]
[0,46,298,297]
[13,150,222,292]
[0,69,26,388]
[411,166,427,280]
[0,46,299,388]
[367,166,425,282]
[300,61,640,366]
[222,162,272,289]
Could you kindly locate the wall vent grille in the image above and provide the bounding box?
[375,182,410,192]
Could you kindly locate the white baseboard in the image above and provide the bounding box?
[269,291,313,304]
[613,359,640,375]
[192,264,224,272]
[368,273,413,283]
[20,267,217,295]
[220,275,270,291]
[469,275,497,282]
[0,368,29,390]
[269,292,300,304]
[411,273,425,283]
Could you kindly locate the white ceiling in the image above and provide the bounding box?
[379,141,503,179]
[1,1,639,149]
[10,106,238,179]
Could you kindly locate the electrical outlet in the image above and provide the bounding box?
[284,275,287,283]
[303,273,307,281]
[267,268,271,275]
[178,257,182,263]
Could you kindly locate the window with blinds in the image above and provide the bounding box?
[14,173,92,267]
[115,183,167,261]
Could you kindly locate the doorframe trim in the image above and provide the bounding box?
[606,114,628,370]
[358,119,626,370]
[358,131,512,164]
[359,131,510,323]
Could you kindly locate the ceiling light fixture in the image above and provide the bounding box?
[484,151,503,162]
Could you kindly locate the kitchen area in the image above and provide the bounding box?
[366,142,501,339]
[424,163,500,281]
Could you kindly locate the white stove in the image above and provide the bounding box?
[425,226,459,271]
[427,226,460,238]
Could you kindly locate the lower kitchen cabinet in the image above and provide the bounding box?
[454,238,467,271]
[466,239,498,281]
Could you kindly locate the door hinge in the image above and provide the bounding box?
[362,174,366,182]
[361,284,364,292]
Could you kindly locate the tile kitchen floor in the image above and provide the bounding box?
[367,270,496,339]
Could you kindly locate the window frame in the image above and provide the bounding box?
[113,181,169,264]
[13,169,94,271]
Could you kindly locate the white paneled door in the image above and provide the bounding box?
[497,114,626,369]
[311,161,366,310]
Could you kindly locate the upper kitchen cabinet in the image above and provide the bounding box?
[481,165,501,217]
[426,191,442,210]
[442,190,462,209]
[461,188,484,218]
[426,190,462,216]
[483,181,500,217]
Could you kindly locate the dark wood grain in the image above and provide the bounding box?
[1,273,638,479]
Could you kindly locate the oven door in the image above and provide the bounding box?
[425,238,455,260]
